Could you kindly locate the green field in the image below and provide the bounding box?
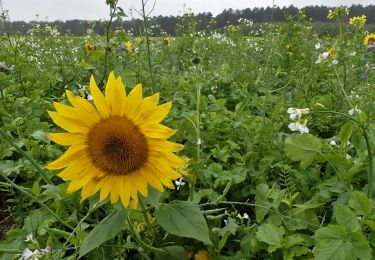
[0,6,375,260]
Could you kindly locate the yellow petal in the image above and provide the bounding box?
[140,123,177,139]
[123,83,142,119]
[48,132,86,146]
[52,103,94,127]
[57,156,91,180]
[65,90,101,124]
[131,93,160,124]
[48,111,89,133]
[119,176,131,207]
[139,165,164,192]
[81,178,100,201]
[47,145,87,170]
[89,75,110,118]
[147,102,172,124]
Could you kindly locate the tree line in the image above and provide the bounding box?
[2,4,375,36]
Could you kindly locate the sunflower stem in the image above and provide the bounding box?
[0,172,73,230]
[139,198,156,245]
[0,129,52,185]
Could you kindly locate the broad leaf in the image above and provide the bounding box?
[348,191,372,216]
[334,205,360,232]
[256,223,284,252]
[156,201,212,245]
[285,134,322,169]
[339,121,353,144]
[79,209,128,258]
[314,225,371,260]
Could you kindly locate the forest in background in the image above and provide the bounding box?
[2,4,375,36]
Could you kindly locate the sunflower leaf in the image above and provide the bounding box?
[156,201,212,245]
[78,209,128,258]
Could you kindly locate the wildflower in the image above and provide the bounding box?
[24,233,34,242]
[287,108,309,121]
[174,177,186,190]
[236,212,249,219]
[125,41,134,53]
[22,248,43,260]
[348,107,361,116]
[346,154,352,160]
[194,250,210,260]
[328,48,335,58]
[315,42,321,49]
[349,15,366,28]
[364,34,375,48]
[329,140,337,146]
[47,72,185,208]
[84,43,96,52]
[288,122,309,134]
[327,7,349,20]
[163,37,171,46]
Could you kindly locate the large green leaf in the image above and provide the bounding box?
[334,205,360,232]
[156,201,212,245]
[79,209,128,258]
[314,225,371,260]
[348,191,372,216]
[285,134,322,169]
[256,223,285,253]
[339,121,353,144]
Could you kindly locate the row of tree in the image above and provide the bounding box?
[1,5,374,36]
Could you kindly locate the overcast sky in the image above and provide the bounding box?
[2,0,373,22]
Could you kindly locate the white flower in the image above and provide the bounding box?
[288,122,309,134]
[196,138,202,145]
[24,233,34,242]
[174,178,186,190]
[86,95,93,101]
[22,248,42,260]
[42,246,52,254]
[346,141,351,146]
[348,107,361,116]
[346,154,352,160]
[315,42,321,49]
[237,212,249,219]
[322,52,329,59]
[329,140,337,146]
[332,60,338,65]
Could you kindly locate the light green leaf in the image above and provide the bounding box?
[156,201,212,245]
[219,217,238,236]
[79,209,128,258]
[334,205,360,232]
[314,225,372,260]
[285,134,322,169]
[31,130,50,143]
[348,191,372,216]
[339,121,353,144]
[140,186,161,208]
[256,223,284,252]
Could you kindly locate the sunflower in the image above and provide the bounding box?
[85,43,96,52]
[364,34,375,47]
[47,72,185,207]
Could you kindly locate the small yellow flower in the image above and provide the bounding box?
[328,48,335,58]
[163,37,171,46]
[125,41,134,53]
[85,43,96,52]
[349,15,366,28]
[327,7,349,20]
[364,34,375,47]
[194,250,209,260]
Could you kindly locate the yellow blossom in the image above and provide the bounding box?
[349,15,366,28]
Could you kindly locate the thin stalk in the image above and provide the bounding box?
[362,127,374,198]
[0,172,73,230]
[0,129,51,185]
[141,0,154,90]
[333,64,353,108]
[139,198,156,244]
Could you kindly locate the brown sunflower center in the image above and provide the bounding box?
[86,115,148,175]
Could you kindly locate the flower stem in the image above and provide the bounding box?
[141,0,154,90]
[139,198,156,245]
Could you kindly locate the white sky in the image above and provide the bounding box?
[2,0,373,22]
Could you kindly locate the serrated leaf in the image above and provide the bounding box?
[156,201,212,245]
[285,134,322,169]
[348,191,372,216]
[256,223,284,252]
[314,225,371,260]
[334,205,360,232]
[79,209,128,258]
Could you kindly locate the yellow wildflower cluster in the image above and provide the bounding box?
[327,7,349,20]
[328,47,335,58]
[125,41,134,53]
[349,15,366,28]
[163,37,171,46]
